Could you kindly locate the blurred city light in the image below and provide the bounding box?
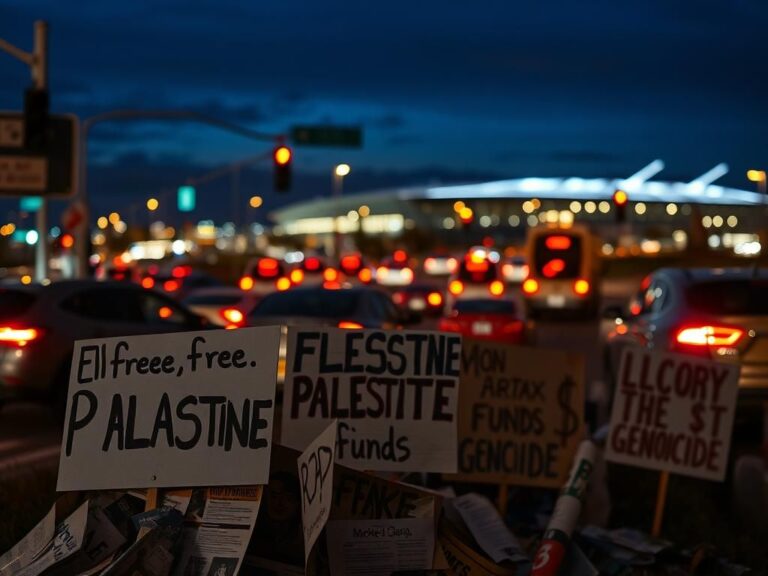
[108,212,120,225]
[25,230,39,245]
[97,216,108,229]
[746,169,766,182]
[146,198,159,211]
[358,205,370,217]
[334,163,351,177]
[249,195,263,208]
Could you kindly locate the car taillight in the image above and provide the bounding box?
[545,235,572,250]
[489,280,504,296]
[290,269,304,284]
[258,258,280,277]
[239,276,254,291]
[323,281,342,290]
[502,320,524,334]
[172,265,191,278]
[0,327,41,347]
[276,277,291,291]
[392,292,406,305]
[675,325,744,348]
[163,279,180,292]
[141,277,155,289]
[448,280,464,295]
[573,279,590,296]
[323,268,339,282]
[338,321,363,329]
[427,292,443,307]
[522,278,539,295]
[438,318,461,332]
[158,306,173,319]
[358,268,372,283]
[305,257,321,271]
[542,259,565,278]
[220,308,244,325]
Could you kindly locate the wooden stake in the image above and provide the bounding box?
[651,471,669,537]
[498,483,508,517]
[145,487,159,511]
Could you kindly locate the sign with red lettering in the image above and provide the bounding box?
[282,328,461,473]
[605,347,739,481]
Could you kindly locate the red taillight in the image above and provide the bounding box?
[439,318,461,332]
[323,281,342,290]
[158,306,173,319]
[358,268,372,283]
[393,292,406,305]
[239,276,254,291]
[427,292,443,307]
[502,321,524,334]
[545,235,572,250]
[141,277,155,289]
[338,321,363,329]
[221,308,245,325]
[393,250,407,263]
[675,325,744,348]
[573,279,590,296]
[258,258,279,277]
[172,265,191,278]
[305,257,321,271]
[0,327,41,347]
[341,255,361,272]
[448,280,464,296]
[542,259,566,278]
[163,279,180,292]
[489,280,504,296]
[522,278,539,295]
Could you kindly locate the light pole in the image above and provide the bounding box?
[747,169,767,196]
[332,164,351,257]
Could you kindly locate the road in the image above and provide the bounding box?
[0,276,640,481]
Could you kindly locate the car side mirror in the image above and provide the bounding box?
[602,305,624,320]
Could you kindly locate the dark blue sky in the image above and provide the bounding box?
[2,0,767,223]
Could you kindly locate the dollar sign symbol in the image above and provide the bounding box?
[554,376,579,446]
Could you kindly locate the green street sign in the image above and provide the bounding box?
[290,125,363,148]
[177,185,196,212]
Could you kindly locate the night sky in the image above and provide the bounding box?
[2,0,767,224]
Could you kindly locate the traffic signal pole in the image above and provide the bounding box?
[0,21,50,281]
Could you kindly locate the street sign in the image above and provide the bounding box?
[291,125,363,148]
[0,112,78,197]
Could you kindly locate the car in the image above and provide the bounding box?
[501,255,529,284]
[522,225,600,319]
[182,287,260,327]
[392,283,445,317]
[239,257,293,294]
[446,247,505,305]
[338,253,374,284]
[438,298,525,343]
[423,253,458,277]
[0,280,209,411]
[140,265,223,300]
[375,250,415,287]
[291,254,342,288]
[241,285,412,329]
[604,267,768,440]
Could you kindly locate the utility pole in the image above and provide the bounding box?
[0,21,50,281]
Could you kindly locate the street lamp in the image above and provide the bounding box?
[249,195,263,208]
[332,164,351,257]
[747,169,767,195]
[146,198,159,211]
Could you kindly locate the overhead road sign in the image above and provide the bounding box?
[291,125,362,148]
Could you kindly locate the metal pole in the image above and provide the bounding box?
[333,172,342,258]
[33,21,48,282]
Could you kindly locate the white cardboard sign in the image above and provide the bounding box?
[297,420,336,563]
[605,347,739,481]
[57,327,281,491]
[282,328,461,473]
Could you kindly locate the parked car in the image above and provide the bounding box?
[140,265,223,300]
[439,298,525,343]
[604,267,768,443]
[242,285,412,329]
[0,280,209,411]
[182,287,260,327]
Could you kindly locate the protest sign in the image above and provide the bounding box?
[282,328,461,472]
[298,421,336,563]
[57,327,281,491]
[451,340,585,488]
[605,348,739,481]
[326,518,435,576]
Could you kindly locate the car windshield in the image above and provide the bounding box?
[686,280,768,316]
[183,294,242,306]
[453,299,516,314]
[0,289,37,320]
[252,290,362,318]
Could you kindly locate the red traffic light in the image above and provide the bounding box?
[612,189,628,206]
[60,233,74,249]
[274,145,292,166]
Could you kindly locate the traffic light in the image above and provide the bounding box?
[24,88,49,152]
[612,189,628,223]
[274,145,292,192]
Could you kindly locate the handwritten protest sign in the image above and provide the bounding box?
[605,347,739,481]
[451,340,584,488]
[57,327,281,491]
[298,421,336,563]
[282,328,461,472]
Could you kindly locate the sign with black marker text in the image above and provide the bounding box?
[282,328,461,472]
[605,347,739,481]
[57,327,281,491]
[298,420,336,563]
